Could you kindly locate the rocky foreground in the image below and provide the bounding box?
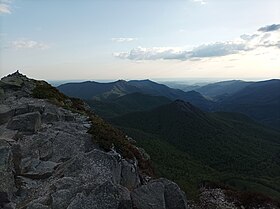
[0,72,189,209]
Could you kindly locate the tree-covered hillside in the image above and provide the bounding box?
[110,100,280,199]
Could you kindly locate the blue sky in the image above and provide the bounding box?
[0,0,279,80]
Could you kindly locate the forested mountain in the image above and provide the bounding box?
[196,80,252,100]
[57,80,140,100]
[215,79,280,129]
[87,92,171,118]
[58,79,213,111]
[110,100,280,199]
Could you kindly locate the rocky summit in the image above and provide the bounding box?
[0,71,189,209]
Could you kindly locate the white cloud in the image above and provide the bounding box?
[12,39,50,50]
[111,38,138,43]
[0,3,11,14]
[114,47,186,60]
[192,0,207,5]
[114,24,280,61]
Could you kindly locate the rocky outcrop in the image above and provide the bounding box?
[0,139,16,199]
[7,111,41,133]
[0,72,189,209]
[131,178,188,209]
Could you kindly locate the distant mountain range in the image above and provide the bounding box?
[58,79,213,111]
[196,80,253,100]
[214,79,280,129]
[58,78,280,129]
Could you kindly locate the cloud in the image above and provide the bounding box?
[190,42,247,58]
[258,24,280,32]
[114,47,187,60]
[114,42,248,61]
[12,39,50,50]
[240,34,258,41]
[192,0,207,5]
[0,3,11,14]
[0,0,13,14]
[114,24,280,61]
[111,38,138,43]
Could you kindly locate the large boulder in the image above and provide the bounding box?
[21,158,58,179]
[120,159,140,190]
[0,140,15,199]
[67,181,131,209]
[159,178,189,209]
[131,178,189,209]
[41,106,60,123]
[0,105,14,125]
[62,149,122,185]
[51,189,74,209]
[131,180,166,209]
[7,111,41,133]
[0,87,4,99]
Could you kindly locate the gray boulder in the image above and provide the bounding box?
[7,111,41,133]
[159,178,189,209]
[21,158,58,179]
[120,159,140,190]
[0,87,4,99]
[28,103,45,114]
[51,189,74,209]
[63,149,122,185]
[0,105,14,125]
[131,180,166,209]
[14,104,29,116]
[0,140,15,199]
[26,203,50,209]
[67,181,131,209]
[131,178,189,209]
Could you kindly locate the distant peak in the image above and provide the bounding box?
[8,70,26,78]
[171,99,204,115]
[116,79,127,83]
[114,80,128,85]
[173,99,192,107]
[129,79,153,83]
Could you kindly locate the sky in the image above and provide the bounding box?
[0,0,279,81]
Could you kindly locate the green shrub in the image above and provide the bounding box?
[88,115,154,176]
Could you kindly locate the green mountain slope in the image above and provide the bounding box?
[216,79,280,129]
[57,80,141,100]
[86,92,171,118]
[110,100,280,199]
[118,127,219,199]
[58,79,213,111]
[196,80,252,99]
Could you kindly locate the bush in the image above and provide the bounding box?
[88,115,154,176]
